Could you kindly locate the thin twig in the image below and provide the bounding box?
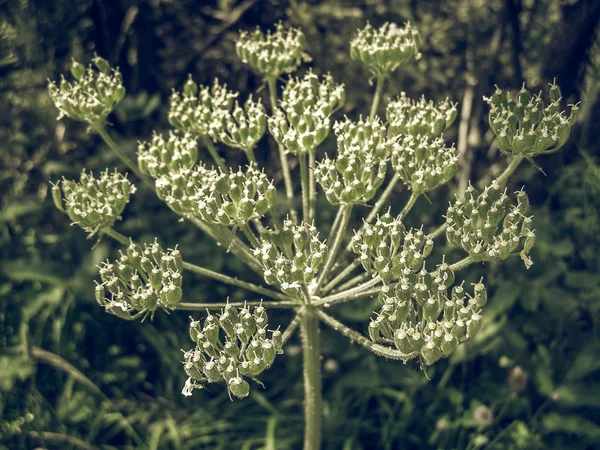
[178,300,299,310]
[314,309,416,361]
[315,276,381,307]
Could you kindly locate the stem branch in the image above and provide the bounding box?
[300,310,322,450]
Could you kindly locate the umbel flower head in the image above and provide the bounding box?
[445,181,536,268]
[370,261,487,366]
[169,78,237,138]
[236,23,306,78]
[211,95,267,153]
[95,239,183,320]
[137,131,199,179]
[155,164,276,227]
[485,82,578,157]
[315,116,393,205]
[269,71,345,154]
[387,93,457,139]
[182,304,283,398]
[350,211,406,283]
[254,220,327,295]
[52,169,135,235]
[350,22,420,78]
[48,56,125,124]
[391,135,458,193]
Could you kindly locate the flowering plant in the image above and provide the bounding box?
[49,22,577,449]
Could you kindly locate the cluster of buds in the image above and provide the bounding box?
[169,78,237,138]
[48,57,125,124]
[391,135,458,193]
[253,221,327,295]
[370,264,487,366]
[212,96,267,153]
[350,22,420,77]
[387,93,457,139]
[95,239,183,320]
[182,304,283,398]
[236,23,306,78]
[350,212,405,283]
[485,82,578,157]
[137,132,198,179]
[445,181,535,268]
[52,170,135,235]
[269,71,345,154]
[315,117,392,205]
[156,165,276,227]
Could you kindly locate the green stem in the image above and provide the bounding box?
[427,223,447,240]
[242,224,261,248]
[370,75,386,120]
[333,271,370,293]
[282,308,305,344]
[399,191,419,219]
[209,222,264,275]
[267,76,297,223]
[299,152,310,223]
[178,300,299,310]
[497,154,525,186]
[314,309,416,361]
[315,204,353,293]
[365,173,401,224]
[93,126,152,186]
[448,256,474,272]
[315,276,380,307]
[300,310,322,450]
[308,150,316,223]
[203,136,227,172]
[245,147,257,165]
[321,260,361,294]
[103,227,129,245]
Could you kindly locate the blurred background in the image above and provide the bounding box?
[1,0,599,448]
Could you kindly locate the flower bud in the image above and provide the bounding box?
[228,377,250,399]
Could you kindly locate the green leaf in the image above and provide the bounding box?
[484,283,521,320]
[0,355,35,391]
[533,345,554,396]
[565,342,600,381]
[554,384,600,407]
[0,199,41,222]
[542,413,600,440]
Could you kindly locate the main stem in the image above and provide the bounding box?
[267,76,297,223]
[301,309,322,450]
[299,152,311,223]
[370,75,386,120]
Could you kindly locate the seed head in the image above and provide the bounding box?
[387,93,457,139]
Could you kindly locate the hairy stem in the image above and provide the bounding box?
[448,256,474,272]
[315,204,353,292]
[93,126,152,186]
[399,191,420,219]
[370,75,386,120]
[314,309,416,361]
[178,300,299,310]
[242,223,261,249]
[496,154,525,186]
[299,152,311,223]
[427,223,447,240]
[321,260,361,294]
[365,173,401,224]
[333,271,370,293]
[282,308,305,344]
[202,136,228,172]
[315,276,381,307]
[300,310,322,450]
[267,76,297,223]
[308,150,316,223]
[246,147,257,165]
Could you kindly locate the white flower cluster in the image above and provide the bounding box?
[52,169,135,235]
[485,82,578,157]
[446,181,536,268]
[387,93,457,139]
[48,57,125,124]
[236,23,306,78]
[137,131,198,179]
[182,304,283,398]
[391,135,458,193]
[268,70,345,154]
[155,164,276,227]
[315,117,393,205]
[96,239,183,320]
[254,221,327,295]
[350,22,420,77]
